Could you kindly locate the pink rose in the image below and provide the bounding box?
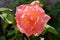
[15,1,51,36]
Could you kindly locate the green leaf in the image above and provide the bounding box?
[0,12,8,29]
[7,30,16,36]
[0,11,7,20]
[0,10,14,29]
[0,36,6,40]
[0,8,12,11]
[0,15,4,20]
[1,12,7,17]
[3,10,14,24]
[2,22,8,29]
[0,8,14,24]
[44,24,58,35]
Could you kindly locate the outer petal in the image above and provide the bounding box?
[43,14,51,24]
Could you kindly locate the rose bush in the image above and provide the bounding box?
[15,1,51,36]
[0,0,59,40]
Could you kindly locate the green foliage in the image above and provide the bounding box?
[7,30,16,36]
[44,24,58,35]
[0,36,6,40]
[0,8,14,24]
[0,8,14,30]
[0,8,12,11]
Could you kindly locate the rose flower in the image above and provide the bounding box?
[15,1,51,36]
